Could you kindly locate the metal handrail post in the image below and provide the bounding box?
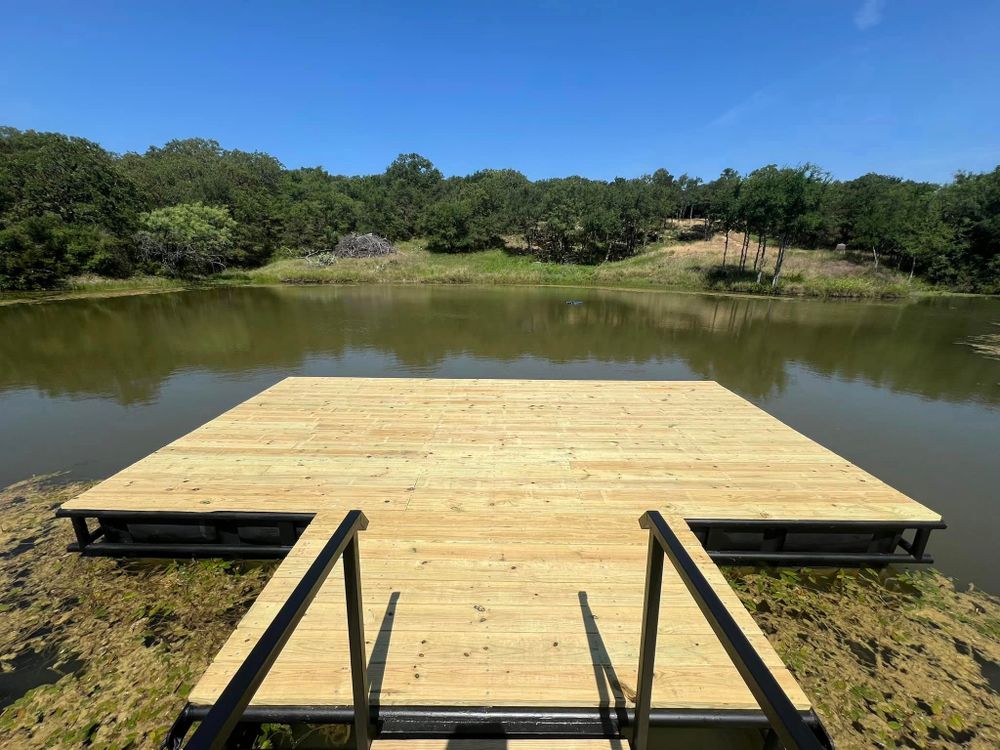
[634,511,825,750]
[181,510,369,750]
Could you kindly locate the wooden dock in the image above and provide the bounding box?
[60,377,942,741]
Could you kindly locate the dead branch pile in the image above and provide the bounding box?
[303,233,397,265]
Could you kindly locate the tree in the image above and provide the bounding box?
[381,153,443,239]
[843,175,910,269]
[675,174,704,221]
[135,203,237,277]
[463,168,532,238]
[0,214,70,290]
[738,166,783,276]
[120,138,284,265]
[2,125,1000,292]
[281,167,360,252]
[605,177,657,260]
[0,128,141,279]
[423,200,476,252]
[705,169,742,265]
[936,168,1000,291]
[0,128,141,232]
[649,168,679,227]
[769,165,827,286]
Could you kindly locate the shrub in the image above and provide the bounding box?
[0,214,70,291]
[135,203,237,278]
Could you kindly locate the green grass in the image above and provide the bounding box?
[65,274,190,293]
[0,275,192,306]
[230,238,926,300]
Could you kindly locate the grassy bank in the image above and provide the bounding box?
[0,235,954,307]
[230,236,924,299]
[0,275,191,307]
[2,478,997,748]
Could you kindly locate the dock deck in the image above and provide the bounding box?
[60,377,942,740]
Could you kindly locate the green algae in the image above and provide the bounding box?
[726,567,1000,749]
[0,477,274,748]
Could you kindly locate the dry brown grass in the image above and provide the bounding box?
[962,324,1000,360]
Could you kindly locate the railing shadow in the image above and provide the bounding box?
[367,591,399,704]
[446,735,506,749]
[579,591,630,739]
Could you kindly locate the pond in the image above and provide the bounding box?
[1,285,997,590]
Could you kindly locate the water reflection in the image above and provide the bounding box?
[0,286,997,588]
[1,286,996,406]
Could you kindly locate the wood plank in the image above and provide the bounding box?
[60,377,943,717]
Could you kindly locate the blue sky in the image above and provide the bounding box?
[2,1,998,183]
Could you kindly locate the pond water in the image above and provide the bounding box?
[1,285,997,590]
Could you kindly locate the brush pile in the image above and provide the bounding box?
[303,233,397,265]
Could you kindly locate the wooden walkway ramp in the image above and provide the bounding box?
[59,378,942,742]
[187,509,805,711]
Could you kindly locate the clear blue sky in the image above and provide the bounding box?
[3,1,998,183]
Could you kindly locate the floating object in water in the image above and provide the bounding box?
[565,300,583,305]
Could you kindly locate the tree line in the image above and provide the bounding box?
[1,126,997,292]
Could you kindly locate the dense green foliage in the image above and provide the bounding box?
[1,126,998,292]
[136,203,237,278]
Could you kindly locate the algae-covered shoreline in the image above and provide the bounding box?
[0,478,274,749]
[725,568,1000,749]
[1,478,998,749]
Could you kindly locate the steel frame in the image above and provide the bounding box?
[688,518,945,567]
[166,704,831,743]
[57,509,944,568]
[55,509,315,558]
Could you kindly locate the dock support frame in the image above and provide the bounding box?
[58,510,943,567]
[168,703,832,743]
[55,509,315,559]
[688,518,946,567]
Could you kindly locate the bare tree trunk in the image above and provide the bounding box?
[771,236,788,288]
[872,246,879,270]
[908,255,915,281]
[739,230,750,270]
[755,236,768,283]
[704,215,710,239]
[722,230,730,267]
[752,236,763,271]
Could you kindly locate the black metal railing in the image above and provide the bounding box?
[632,511,826,750]
[166,510,371,750]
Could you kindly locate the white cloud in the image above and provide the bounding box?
[708,87,780,129]
[854,0,886,30]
